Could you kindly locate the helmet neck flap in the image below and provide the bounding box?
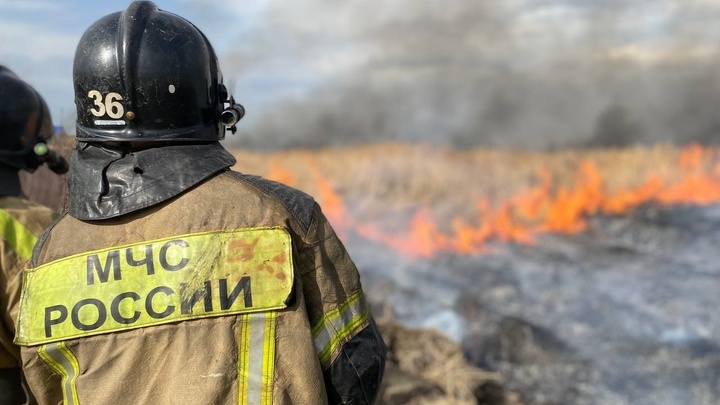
[68,142,236,220]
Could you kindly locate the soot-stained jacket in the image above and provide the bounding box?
[15,143,386,405]
[0,195,57,405]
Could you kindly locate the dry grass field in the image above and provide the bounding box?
[232,143,716,214]
[233,143,695,208]
[231,142,720,256]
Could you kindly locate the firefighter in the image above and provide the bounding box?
[16,2,386,404]
[0,66,68,404]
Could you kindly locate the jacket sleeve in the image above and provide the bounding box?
[299,203,386,405]
[1,238,35,404]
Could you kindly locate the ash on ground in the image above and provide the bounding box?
[357,203,720,405]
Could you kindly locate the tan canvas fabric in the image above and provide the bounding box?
[0,196,57,369]
[19,171,373,404]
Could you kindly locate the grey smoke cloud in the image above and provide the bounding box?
[219,0,720,150]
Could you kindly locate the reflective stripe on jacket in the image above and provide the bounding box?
[19,171,386,405]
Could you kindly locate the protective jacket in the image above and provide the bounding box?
[16,145,386,405]
[0,195,57,405]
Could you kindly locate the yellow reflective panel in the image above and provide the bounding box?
[38,342,80,405]
[237,312,277,405]
[16,227,294,346]
[0,209,38,261]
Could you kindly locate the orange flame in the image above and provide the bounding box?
[304,157,354,238]
[266,143,720,258]
[265,158,296,187]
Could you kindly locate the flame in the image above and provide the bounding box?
[266,158,296,187]
[356,209,449,259]
[265,143,720,258]
[304,157,354,239]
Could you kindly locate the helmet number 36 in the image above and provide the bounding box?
[88,90,125,119]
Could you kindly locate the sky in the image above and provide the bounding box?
[0,1,272,131]
[3,0,720,149]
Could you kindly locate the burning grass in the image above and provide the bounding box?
[232,142,720,257]
[21,137,720,258]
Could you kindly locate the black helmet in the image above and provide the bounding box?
[0,66,56,171]
[73,1,243,143]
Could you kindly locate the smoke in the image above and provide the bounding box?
[218,0,720,150]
